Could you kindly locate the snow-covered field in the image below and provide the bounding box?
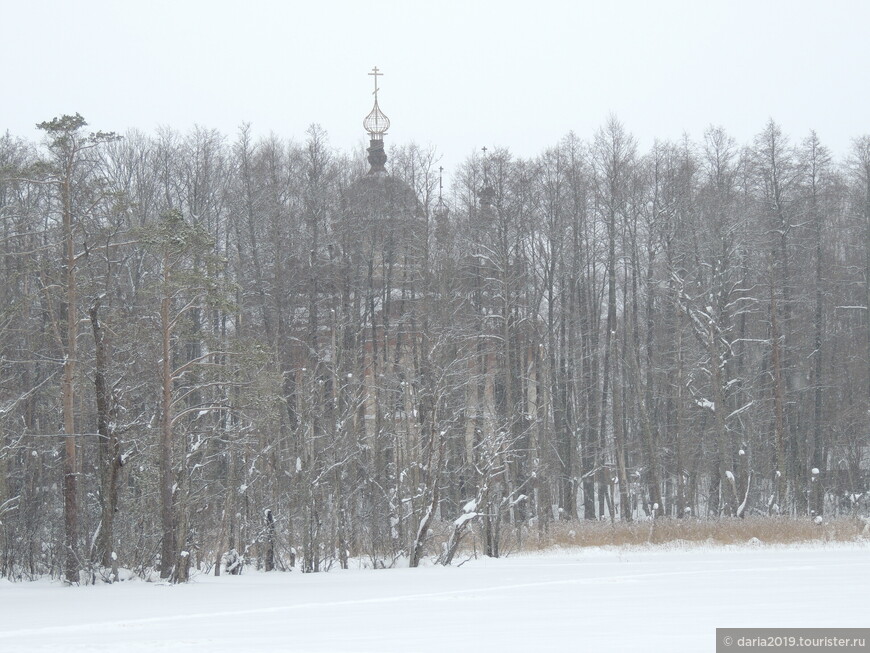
[1,543,868,652]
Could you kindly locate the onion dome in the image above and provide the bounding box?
[364,66,391,173]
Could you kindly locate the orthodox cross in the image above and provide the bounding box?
[368,66,383,99]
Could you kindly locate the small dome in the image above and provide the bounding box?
[364,100,390,139]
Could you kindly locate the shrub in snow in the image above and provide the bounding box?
[222,548,242,575]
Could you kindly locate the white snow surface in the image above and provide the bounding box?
[1,544,868,652]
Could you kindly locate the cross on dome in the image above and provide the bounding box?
[364,66,390,140]
[369,66,382,97]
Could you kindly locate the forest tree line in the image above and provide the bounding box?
[0,114,868,582]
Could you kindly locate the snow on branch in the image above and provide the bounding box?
[727,401,754,421]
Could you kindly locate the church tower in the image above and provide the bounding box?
[364,66,390,174]
[340,66,424,293]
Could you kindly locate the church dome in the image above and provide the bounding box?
[341,163,424,273]
[363,99,390,139]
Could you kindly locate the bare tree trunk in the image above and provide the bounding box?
[629,335,664,517]
[264,509,275,571]
[159,255,175,579]
[710,322,735,516]
[606,211,631,522]
[90,300,121,573]
[61,173,79,584]
[674,320,687,518]
[611,334,632,522]
[770,289,788,511]
[810,148,826,517]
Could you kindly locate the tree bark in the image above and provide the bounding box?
[62,171,79,584]
[90,300,121,573]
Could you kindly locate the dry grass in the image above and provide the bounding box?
[428,515,869,559]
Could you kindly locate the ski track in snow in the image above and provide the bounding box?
[1,545,868,652]
[1,562,860,639]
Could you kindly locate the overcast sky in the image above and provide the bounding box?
[3,0,868,176]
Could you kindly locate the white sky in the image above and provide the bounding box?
[2,0,868,176]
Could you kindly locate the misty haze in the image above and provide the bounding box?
[1,2,868,652]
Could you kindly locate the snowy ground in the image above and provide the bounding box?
[1,543,868,652]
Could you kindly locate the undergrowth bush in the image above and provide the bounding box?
[426,515,869,562]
